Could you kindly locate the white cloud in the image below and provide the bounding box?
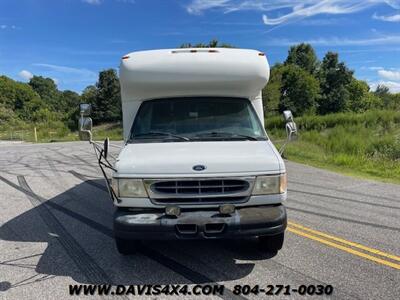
[267,34,400,46]
[378,69,400,81]
[373,13,400,22]
[82,0,135,4]
[186,0,400,25]
[262,1,377,25]
[297,18,345,26]
[369,80,400,92]
[369,67,400,92]
[187,0,230,14]
[82,0,102,4]
[32,63,97,84]
[1,24,18,30]
[32,63,96,76]
[18,70,33,81]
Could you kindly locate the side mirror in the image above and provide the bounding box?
[283,110,297,140]
[78,103,93,142]
[285,121,297,142]
[103,137,109,159]
[80,103,92,116]
[78,117,93,141]
[283,110,293,122]
[279,110,297,155]
[79,117,93,131]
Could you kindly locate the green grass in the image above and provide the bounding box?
[90,123,123,141]
[267,110,400,184]
[279,140,400,184]
[0,122,123,143]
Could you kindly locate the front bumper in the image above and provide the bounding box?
[115,193,287,208]
[114,205,287,240]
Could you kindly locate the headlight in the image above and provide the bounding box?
[252,174,287,195]
[112,178,148,198]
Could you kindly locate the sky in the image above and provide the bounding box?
[1,0,400,93]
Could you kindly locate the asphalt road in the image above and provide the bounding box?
[0,141,399,299]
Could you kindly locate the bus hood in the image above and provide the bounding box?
[114,141,284,177]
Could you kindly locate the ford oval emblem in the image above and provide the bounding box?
[193,165,206,171]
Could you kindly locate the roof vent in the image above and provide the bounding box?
[171,49,220,54]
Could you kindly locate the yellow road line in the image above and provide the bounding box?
[287,227,400,270]
[288,221,400,262]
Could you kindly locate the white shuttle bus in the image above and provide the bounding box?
[78,48,297,254]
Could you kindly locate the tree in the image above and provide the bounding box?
[0,106,18,126]
[0,75,43,115]
[285,43,319,74]
[180,39,234,48]
[92,69,121,123]
[345,79,383,112]
[59,90,82,130]
[81,85,97,102]
[374,84,390,97]
[346,79,371,112]
[262,63,285,114]
[279,65,320,115]
[14,82,43,111]
[0,76,17,109]
[59,90,81,112]
[28,76,60,111]
[388,93,400,110]
[19,97,48,120]
[318,52,354,114]
[373,84,394,108]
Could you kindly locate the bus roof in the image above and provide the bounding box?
[119,48,270,102]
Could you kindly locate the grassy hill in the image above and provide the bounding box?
[0,122,123,143]
[266,110,400,183]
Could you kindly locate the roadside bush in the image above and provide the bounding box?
[266,109,400,182]
[367,136,400,160]
[265,110,400,132]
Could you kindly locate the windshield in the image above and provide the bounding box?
[129,97,267,143]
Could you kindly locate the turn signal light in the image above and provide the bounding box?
[219,204,235,215]
[165,206,181,217]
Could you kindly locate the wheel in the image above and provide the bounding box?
[115,237,139,255]
[258,233,284,252]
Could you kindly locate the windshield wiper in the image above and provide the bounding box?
[130,131,190,141]
[194,132,259,141]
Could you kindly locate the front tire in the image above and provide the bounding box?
[258,233,284,252]
[115,237,139,255]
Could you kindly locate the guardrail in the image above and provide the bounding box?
[0,130,31,141]
[0,127,42,142]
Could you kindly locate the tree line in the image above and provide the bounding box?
[263,43,399,116]
[0,69,121,130]
[1,41,399,133]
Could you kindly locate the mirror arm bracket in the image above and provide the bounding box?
[79,112,93,143]
[92,143,120,203]
[279,111,298,155]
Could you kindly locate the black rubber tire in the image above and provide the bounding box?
[115,237,139,255]
[258,232,284,252]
